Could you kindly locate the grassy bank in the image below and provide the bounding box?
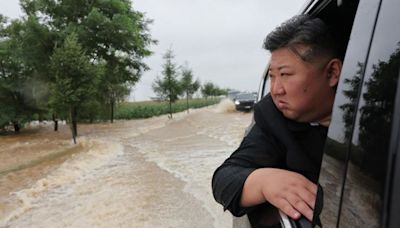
[114,98,221,119]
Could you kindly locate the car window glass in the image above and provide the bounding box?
[317,0,380,227]
[237,93,256,100]
[338,0,400,227]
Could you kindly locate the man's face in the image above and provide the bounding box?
[269,47,339,123]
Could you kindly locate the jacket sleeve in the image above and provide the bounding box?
[211,122,284,216]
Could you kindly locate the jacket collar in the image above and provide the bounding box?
[254,94,320,175]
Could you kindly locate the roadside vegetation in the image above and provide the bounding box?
[152,49,227,118]
[115,98,220,120]
[0,0,229,142]
[0,0,154,141]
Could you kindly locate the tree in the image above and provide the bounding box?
[50,33,96,143]
[24,0,155,123]
[214,87,228,96]
[201,81,228,100]
[0,17,39,132]
[0,11,60,132]
[17,15,56,127]
[201,82,216,99]
[180,64,200,113]
[152,49,182,118]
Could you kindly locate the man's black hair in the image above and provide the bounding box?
[263,15,343,63]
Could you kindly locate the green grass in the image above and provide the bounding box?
[114,98,220,119]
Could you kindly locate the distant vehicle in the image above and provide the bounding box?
[234,93,256,111]
[228,90,241,100]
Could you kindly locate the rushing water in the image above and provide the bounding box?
[0,100,252,227]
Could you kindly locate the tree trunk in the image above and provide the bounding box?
[186,93,189,113]
[13,121,20,133]
[52,113,58,132]
[169,99,172,119]
[70,106,78,144]
[38,113,43,122]
[110,98,115,123]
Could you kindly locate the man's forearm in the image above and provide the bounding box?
[240,168,269,207]
[240,168,318,221]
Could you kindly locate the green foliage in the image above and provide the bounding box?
[18,17,54,119]
[201,82,213,98]
[115,98,220,120]
[0,18,39,130]
[201,82,228,99]
[49,33,97,141]
[78,99,108,122]
[50,33,96,109]
[82,0,155,122]
[20,0,155,123]
[18,15,54,76]
[152,49,182,118]
[0,0,155,132]
[153,49,182,102]
[179,64,200,112]
[180,65,200,97]
[0,12,56,131]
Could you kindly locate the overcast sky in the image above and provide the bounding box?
[0,0,304,101]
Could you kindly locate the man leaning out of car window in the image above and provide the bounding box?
[212,15,343,226]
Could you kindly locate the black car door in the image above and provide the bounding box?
[317,0,400,227]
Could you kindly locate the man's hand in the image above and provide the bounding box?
[241,168,317,221]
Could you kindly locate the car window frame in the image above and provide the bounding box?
[334,0,400,226]
[331,0,383,226]
[239,0,368,227]
[383,58,400,228]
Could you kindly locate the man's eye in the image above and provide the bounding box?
[281,73,291,76]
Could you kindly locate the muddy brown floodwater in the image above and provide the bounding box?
[0,100,252,228]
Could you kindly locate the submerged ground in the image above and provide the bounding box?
[0,100,252,227]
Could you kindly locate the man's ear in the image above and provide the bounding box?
[326,58,342,87]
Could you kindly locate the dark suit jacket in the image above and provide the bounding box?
[212,94,328,226]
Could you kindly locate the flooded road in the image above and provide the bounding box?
[0,101,252,227]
